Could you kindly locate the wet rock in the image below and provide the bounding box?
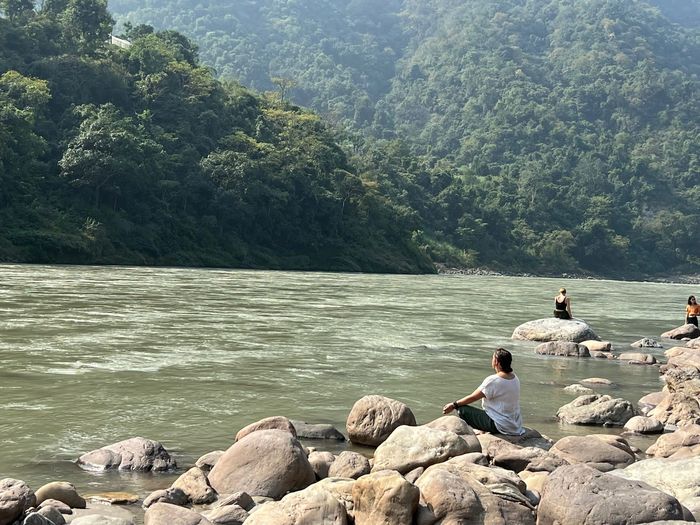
[372,425,472,474]
[171,467,216,505]
[631,337,663,348]
[208,429,315,499]
[346,395,416,446]
[649,392,700,427]
[327,451,370,479]
[580,340,612,352]
[618,352,657,364]
[624,415,664,434]
[534,341,590,357]
[290,420,345,441]
[538,464,685,524]
[564,384,594,395]
[84,493,138,505]
[144,502,212,525]
[352,470,419,525]
[142,488,188,508]
[0,478,36,525]
[235,416,296,442]
[550,435,636,471]
[512,318,599,343]
[661,324,700,340]
[77,437,176,472]
[34,482,85,509]
[580,377,613,385]
[556,394,636,426]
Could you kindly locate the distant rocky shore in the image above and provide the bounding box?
[434,263,700,284]
[2,319,699,525]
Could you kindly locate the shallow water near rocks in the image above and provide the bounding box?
[0,264,691,504]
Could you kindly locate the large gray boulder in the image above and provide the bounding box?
[423,415,481,452]
[493,446,567,473]
[77,437,176,471]
[556,394,636,426]
[535,341,590,357]
[613,456,700,521]
[307,451,336,480]
[512,318,599,343]
[171,467,216,505]
[623,415,664,434]
[144,503,212,525]
[649,392,700,427]
[550,435,636,472]
[0,478,36,525]
[201,504,248,525]
[207,429,315,499]
[372,425,472,474]
[235,416,296,442]
[631,337,663,348]
[538,464,685,524]
[242,483,348,525]
[346,395,416,446]
[663,365,700,398]
[646,424,700,458]
[414,456,535,525]
[662,324,700,340]
[352,470,419,525]
[618,352,657,364]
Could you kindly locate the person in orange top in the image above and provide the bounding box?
[686,295,700,327]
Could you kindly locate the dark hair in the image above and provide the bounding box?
[690,296,697,305]
[494,348,513,373]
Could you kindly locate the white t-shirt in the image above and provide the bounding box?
[478,373,524,435]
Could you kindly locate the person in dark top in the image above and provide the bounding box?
[554,288,572,320]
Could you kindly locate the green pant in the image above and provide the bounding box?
[456,404,499,433]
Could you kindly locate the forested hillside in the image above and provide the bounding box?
[0,2,433,272]
[107,0,700,277]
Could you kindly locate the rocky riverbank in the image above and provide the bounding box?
[2,321,699,525]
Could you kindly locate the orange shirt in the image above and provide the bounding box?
[687,304,700,316]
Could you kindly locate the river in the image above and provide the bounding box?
[0,263,692,498]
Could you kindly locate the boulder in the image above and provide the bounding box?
[242,483,348,525]
[688,338,700,349]
[618,352,657,364]
[649,392,700,427]
[414,456,535,525]
[556,394,636,426]
[535,341,590,357]
[518,470,550,494]
[195,451,224,472]
[662,324,700,340]
[665,348,700,374]
[580,340,612,352]
[346,395,416,446]
[202,504,248,525]
[207,429,315,499]
[171,467,216,504]
[0,478,36,525]
[550,435,636,471]
[422,415,481,452]
[142,488,188,508]
[352,470,419,525]
[646,424,700,457]
[326,451,370,480]
[580,377,613,385]
[512,318,599,343]
[34,482,85,509]
[77,437,176,472]
[477,428,553,457]
[631,337,663,348]
[564,384,594,395]
[213,492,255,512]
[235,416,296,442]
[68,506,136,525]
[313,478,356,517]
[22,512,55,525]
[639,391,669,415]
[493,446,567,473]
[144,503,212,525]
[624,415,664,434]
[290,421,345,441]
[538,464,685,524]
[372,425,472,474]
[36,506,65,525]
[38,499,71,514]
[663,366,700,398]
[308,451,335,480]
[613,456,700,521]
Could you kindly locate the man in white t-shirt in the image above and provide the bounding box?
[442,348,525,436]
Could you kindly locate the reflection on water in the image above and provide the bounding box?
[0,263,690,495]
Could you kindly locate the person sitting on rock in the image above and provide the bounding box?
[554,287,572,320]
[686,295,700,327]
[442,348,525,436]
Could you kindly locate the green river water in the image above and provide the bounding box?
[0,264,694,502]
